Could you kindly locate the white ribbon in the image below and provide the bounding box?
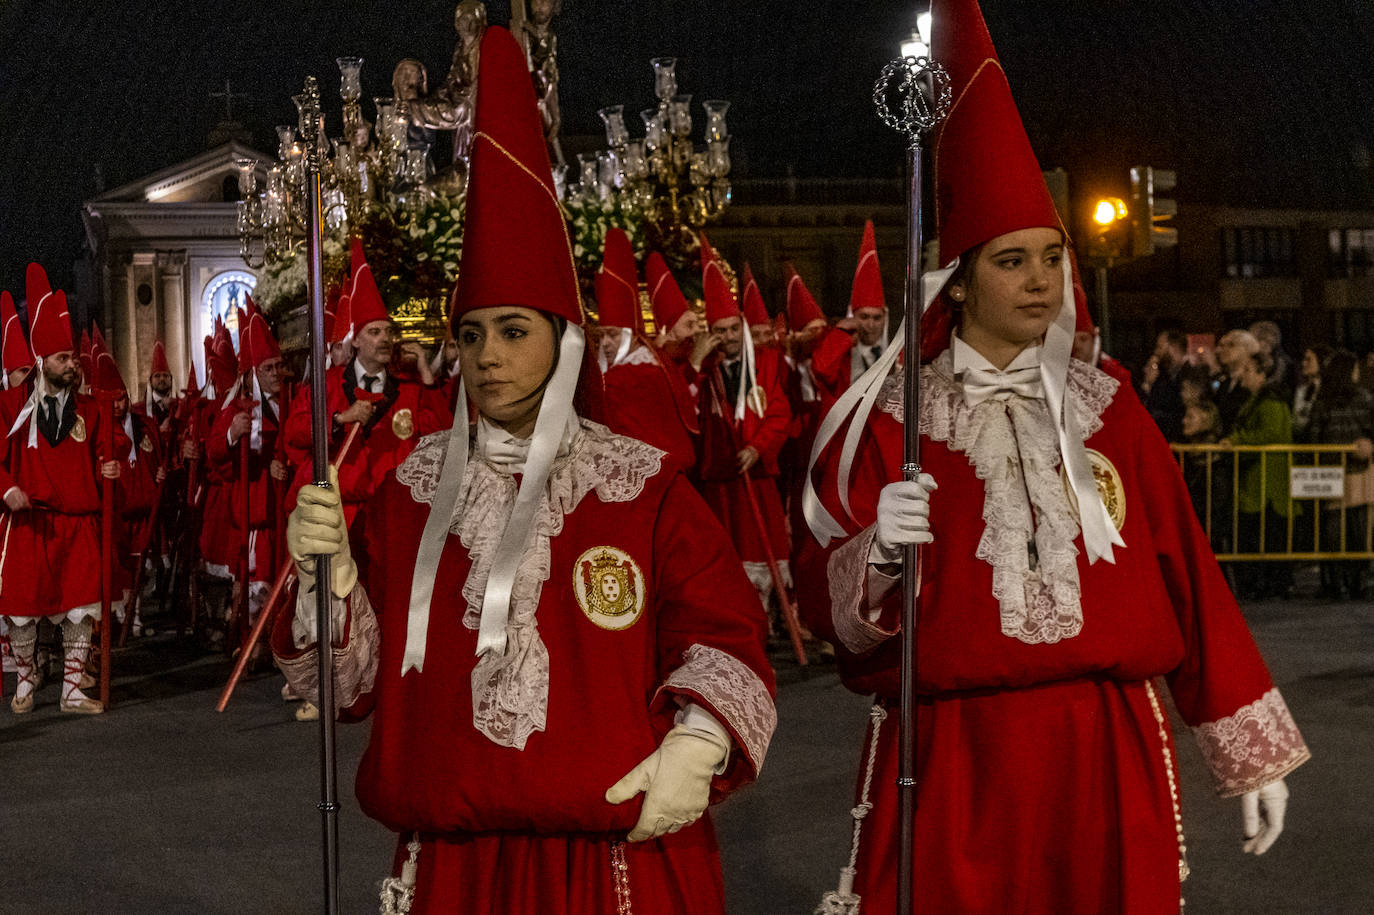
[802,263,957,546]
[1043,261,1123,564]
[123,413,138,465]
[401,323,586,674]
[735,322,760,421]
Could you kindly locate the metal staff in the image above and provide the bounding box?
[298,76,341,915]
[873,54,951,915]
[98,393,116,711]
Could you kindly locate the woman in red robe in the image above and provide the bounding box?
[273,28,774,915]
[798,3,1308,913]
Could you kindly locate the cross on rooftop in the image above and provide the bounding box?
[209,79,249,122]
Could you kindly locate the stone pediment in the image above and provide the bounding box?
[93,141,272,204]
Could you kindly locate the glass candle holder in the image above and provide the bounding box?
[579,152,599,189]
[337,57,364,103]
[275,126,296,161]
[599,105,630,147]
[235,157,259,197]
[703,100,730,143]
[641,108,665,150]
[651,57,678,101]
[707,137,731,177]
[669,95,693,138]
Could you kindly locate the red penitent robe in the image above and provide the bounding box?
[693,347,791,567]
[281,364,449,517]
[0,386,109,618]
[202,393,282,582]
[273,420,776,914]
[602,344,698,475]
[797,351,1310,915]
[112,410,165,587]
[809,325,859,411]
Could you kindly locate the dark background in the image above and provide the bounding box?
[2,0,1372,295]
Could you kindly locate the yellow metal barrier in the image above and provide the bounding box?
[1170,443,1374,560]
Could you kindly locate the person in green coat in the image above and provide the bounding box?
[1222,350,1294,596]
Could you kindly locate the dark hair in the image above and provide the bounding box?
[1321,349,1358,398]
[1162,329,1187,352]
[1248,350,1274,378]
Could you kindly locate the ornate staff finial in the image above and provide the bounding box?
[873,56,952,145]
[297,76,325,173]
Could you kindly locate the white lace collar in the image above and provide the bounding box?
[396,418,666,748]
[878,350,1118,644]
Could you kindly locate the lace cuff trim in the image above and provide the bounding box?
[659,644,776,775]
[1193,688,1311,797]
[827,526,897,655]
[277,586,380,713]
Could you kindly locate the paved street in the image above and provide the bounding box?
[1,588,1370,914]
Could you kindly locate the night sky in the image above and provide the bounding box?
[2,0,1372,298]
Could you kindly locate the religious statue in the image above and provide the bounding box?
[514,0,565,169]
[403,0,487,196]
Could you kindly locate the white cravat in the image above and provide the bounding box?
[475,414,578,476]
[953,336,1043,406]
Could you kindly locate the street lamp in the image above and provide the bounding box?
[900,10,934,58]
[1090,196,1129,352]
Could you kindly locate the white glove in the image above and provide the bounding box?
[605,724,729,842]
[870,474,938,565]
[1241,778,1289,855]
[286,467,357,601]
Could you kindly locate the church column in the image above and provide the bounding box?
[108,252,136,383]
[158,251,188,388]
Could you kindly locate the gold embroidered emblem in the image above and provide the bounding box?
[1062,448,1126,532]
[573,546,646,631]
[746,385,767,417]
[391,408,414,440]
[70,415,87,443]
[139,436,154,453]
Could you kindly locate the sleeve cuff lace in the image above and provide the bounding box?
[1192,687,1311,797]
[829,525,900,655]
[657,644,776,777]
[276,584,380,714]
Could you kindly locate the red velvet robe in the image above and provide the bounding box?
[274,421,776,914]
[693,347,791,566]
[809,325,859,411]
[601,345,698,475]
[112,410,165,588]
[797,353,1309,914]
[0,386,109,618]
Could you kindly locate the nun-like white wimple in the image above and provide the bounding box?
[402,322,586,674]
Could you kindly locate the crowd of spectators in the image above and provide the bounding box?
[1136,320,1374,599]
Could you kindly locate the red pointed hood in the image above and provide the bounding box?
[740,262,769,327]
[210,318,239,392]
[646,252,690,333]
[347,237,390,336]
[1070,246,1093,329]
[700,235,739,326]
[784,263,825,331]
[91,347,128,399]
[150,338,170,375]
[235,307,252,374]
[26,263,73,360]
[848,220,885,315]
[452,26,581,327]
[594,228,640,330]
[0,290,28,377]
[242,312,281,369]
[920,0,1071,362]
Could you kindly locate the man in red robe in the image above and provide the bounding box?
[595,228,698,473]
[799,3,1307,912]
[0,264,120,715]
[693,238,793,617]
[810,220,890,409]
[283,237,445,519]
[0,290,31,392]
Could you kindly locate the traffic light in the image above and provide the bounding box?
[1087,196,1129,261]
[1129,166,1178,257]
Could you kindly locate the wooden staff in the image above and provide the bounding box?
[119,467,167,647]
[707,371,807,666]
[97,394,115,711]
[231,387,253,652]
[215,422,361,712]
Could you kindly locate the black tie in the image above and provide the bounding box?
[865,345,881,370]
[39,396,59,445]
[362,374,378,393]
[723,362,742,404]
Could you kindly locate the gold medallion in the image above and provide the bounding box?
[573,546,646,631]
[70,415,87,443]
[746,385,767,417]
[1062,448,1126,531]
[391,408,414,440]
[139,436,154,453]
